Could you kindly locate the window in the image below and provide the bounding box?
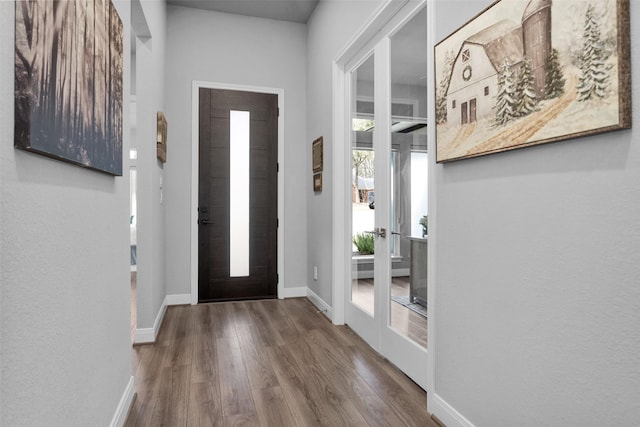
[452,100,456,109]
[229,110,250,277]
[484,86,489,96]
[462,48,470,63]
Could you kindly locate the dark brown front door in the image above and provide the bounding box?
[198,88,278,302]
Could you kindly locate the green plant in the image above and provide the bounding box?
[353,232,375,255]
[419,215,428,237]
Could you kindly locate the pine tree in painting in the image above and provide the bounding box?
[545,48,566,99]
[436,50,455,124]
[577,4,610,101]
[494,60,518,126]
[515,58,538,117]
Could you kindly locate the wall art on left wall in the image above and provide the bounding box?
[14,0,124,175]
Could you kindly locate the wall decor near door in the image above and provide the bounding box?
[14,0,124,175]
[157,112,167,163]
[313,172,322,192]
[434,0,631,163]
[312,136,323,172]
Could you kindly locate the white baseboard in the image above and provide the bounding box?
[165,293,191,305]
[280,286,307,298]
[430,393,476,427]
[109,376,135,427]
[306,288,333,321]
[134,294,191,344]
[134,298,167,344]
[392,267,410,277]
[356,267,410,279]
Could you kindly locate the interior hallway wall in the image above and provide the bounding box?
[0,1,133,424]
[305,0,386,306]
[164,5,308,295]
[431,1,640,425]
[133,0,168,333]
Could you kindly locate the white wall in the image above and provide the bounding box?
[431,1,640,425]
[306,0,386,305]
[164,6,308,294]
[0,1,132,425]
[133,0,168,332]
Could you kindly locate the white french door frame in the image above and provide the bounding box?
[332,0,432,392]
[190,81,285,304]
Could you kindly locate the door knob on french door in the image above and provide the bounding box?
[364,227,386,238]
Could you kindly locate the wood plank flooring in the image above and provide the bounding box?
[351,277,428,348]
[125,298,437,426]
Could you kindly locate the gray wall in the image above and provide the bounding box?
[0,1,132,424]
[432,0,640,425]
[306,0,386,305]
[164,5,308,294]
[134,0,168,331]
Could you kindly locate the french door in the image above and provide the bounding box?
[345,5,429,390]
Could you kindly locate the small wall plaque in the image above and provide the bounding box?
[157,112,167,163]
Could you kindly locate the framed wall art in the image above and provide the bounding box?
[434,0,631,163]
[157,112,167,163]
[312,136,323,173]
[15,0,124,175]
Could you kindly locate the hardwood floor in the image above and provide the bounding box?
[352,277,428,348]
[125,298,437,426]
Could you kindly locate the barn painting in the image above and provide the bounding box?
[14,0,124,175]
[435,0,631,163]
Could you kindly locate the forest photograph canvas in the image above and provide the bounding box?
[15,0,124,175]
[435,0,631,163]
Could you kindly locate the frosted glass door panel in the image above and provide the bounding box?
[229,110,250,277]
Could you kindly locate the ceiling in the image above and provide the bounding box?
[166,0,319,24]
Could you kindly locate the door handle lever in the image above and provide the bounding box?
[199,219,212,225]
[364,227,386,238]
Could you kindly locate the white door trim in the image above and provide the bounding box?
[190,81,285,304]
[426,0,438,412]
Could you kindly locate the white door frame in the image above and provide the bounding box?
[190,81,285,304]
[331,0,433,391]
[425,0,437,410]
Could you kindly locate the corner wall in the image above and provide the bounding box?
[0,1,133,424]
[431,1,640,425]
[164,6,308,296]
[133,0,168,335]
[306,0,386,306]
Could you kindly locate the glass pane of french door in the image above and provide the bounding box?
[351,54,376,316]
[388,7,428,349]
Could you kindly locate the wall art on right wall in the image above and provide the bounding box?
[434,0,631,163]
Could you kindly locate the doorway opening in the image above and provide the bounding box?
[129,150,137,344]
[129,38,138,345]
